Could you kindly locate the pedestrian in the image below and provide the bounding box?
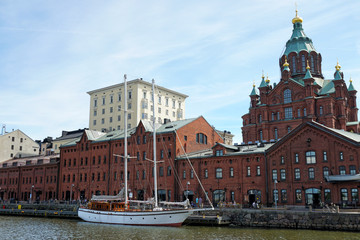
[196,197,199,207]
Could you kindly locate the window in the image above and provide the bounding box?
[280,169,286,181]
[118,105,121,111]
[272,169,277,181]
[311,55,314,70]
[128,91,132,99]
[292,56,296,73]
[118,93,121,102]
[259,130,263,141]
[339,152,344,161]
[94,99,97,107]
[216,168,223,179]
[258,114,262,123]
[256,166,261,176]
[295,153,299,163]
[287,126,291,133]
[341,188,348,202]
[350,165,356,175]
[183,170,186,179]
[303,108,307,116]
[324,189,331,203]
[339,166,346,175]
[196,133,208,144]
[323,167,329,179]
[215,150,223,156]
[167,166,172,176]
[295,189,302,203]
[306,151,316,164]
[271,112,275,121]
[323,151,328,162]
[142,170,146,180]
[128,113,131,119]
[158,96,161,104]
[319,106,323,115]
[110,95,113,104]
[281,189,287,203]
[284,89,292,103]
[230,167,234,178]
[284,107,293,119]
[159,167,164,177]
[308,167,315,180]
[297,108,301,117]
[301,54,306,72]
[204,169,208,178]
[351,189,358,203]
[280,156,284,164]
[143,152,146,161]
[190,169,194,179]
[109,117,113,123]
[247,166,251,176]
[274,128,278,140]
[94,110,97,116]
[102,96,105,105]
[294,168,300,180]
[277,112,280,120]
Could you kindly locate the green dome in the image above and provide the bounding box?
[283,21,317,56]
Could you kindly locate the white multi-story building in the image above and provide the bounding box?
[87,78,188,132]
[0,130,40,163]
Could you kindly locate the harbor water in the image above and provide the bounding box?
[1,216,360,240]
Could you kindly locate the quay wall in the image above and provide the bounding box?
[222,209,360,231]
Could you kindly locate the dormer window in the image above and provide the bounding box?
[215,150,223,156]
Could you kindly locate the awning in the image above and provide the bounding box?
[325,174,360,183]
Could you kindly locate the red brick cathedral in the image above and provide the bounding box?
[1,11,360,208]
[242,10,358,144]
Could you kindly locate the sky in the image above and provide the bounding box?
[0,0,360,144]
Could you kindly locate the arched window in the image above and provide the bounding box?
[259,130,263,141]
[297,109,301,117]
[310,55,314,70]
[284,89,292,103]
[292,56,296,73]
[319,106,323,115]
[301,55,306,72]
[303,108,307,116]
[274,128,278,140]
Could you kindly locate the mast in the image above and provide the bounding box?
[152,79,159,208]
[124,74,128,206]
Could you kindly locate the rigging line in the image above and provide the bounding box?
[174,129,215,209]
[159,135,187,200]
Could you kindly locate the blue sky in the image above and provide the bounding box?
[0,0,360,144]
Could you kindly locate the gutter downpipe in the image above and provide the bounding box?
[264,151,269,207]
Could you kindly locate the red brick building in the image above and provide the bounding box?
[241,11,358,144]
[58,116,223,202]
[0,155,59,202]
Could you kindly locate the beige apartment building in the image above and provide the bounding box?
[0,130,39,163]
[87,78,188,132]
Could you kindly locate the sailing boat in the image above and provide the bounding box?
[78,75,201,226]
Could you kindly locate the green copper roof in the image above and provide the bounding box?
[318,80,335,95]
[334,70,342,80]
[348,81,356,91]
[259,77,267,88]
[250,85,257,96]
[283,22,317,56]
[304,68,313,79]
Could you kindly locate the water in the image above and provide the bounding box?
[1,216,359,240]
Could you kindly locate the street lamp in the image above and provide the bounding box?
[30,185,34,203]
[186,181,190,200]
[70,184,74,203]
[274,180,278,209]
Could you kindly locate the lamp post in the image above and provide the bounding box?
[30,185,34,203]
[70,184,74,203]
[186,181,190,199]
[274,180,278,209]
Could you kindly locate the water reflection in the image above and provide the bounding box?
[1,216,360,240]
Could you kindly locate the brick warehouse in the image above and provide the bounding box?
[1,11,360,208]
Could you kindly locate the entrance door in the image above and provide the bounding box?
[305,188,321,207]
[137,190,144,200]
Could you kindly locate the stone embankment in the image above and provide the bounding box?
[220,208,360,231]
[0,203,78,218]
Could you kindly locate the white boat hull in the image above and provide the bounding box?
[78,208,194,227]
